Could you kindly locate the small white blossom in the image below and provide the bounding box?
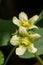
[13,12,39,30]
[10,12,41,56]
[10,35,38,55]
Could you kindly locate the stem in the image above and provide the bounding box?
[4,47,16,65]
[34,53,43,65]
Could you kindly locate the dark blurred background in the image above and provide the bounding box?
[0,0,43,65]
[0,0,43,19]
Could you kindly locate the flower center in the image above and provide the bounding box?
[21,37,31,46]
[22,21,30,28]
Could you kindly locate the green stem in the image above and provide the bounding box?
[34,53,43,65]
[4,47,16,65]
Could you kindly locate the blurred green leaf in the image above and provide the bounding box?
[0,19,17,46]
[0,51,4,65]
[36,10,43,27]
[0,32,10,46]
[19,28,43,58]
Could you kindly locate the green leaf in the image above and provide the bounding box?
[0,19,17,46]
[19,28,43,58]
[36,10,43,27]
[0,51,4,65]
[0,32,10,46]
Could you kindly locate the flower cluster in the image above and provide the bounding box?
[10,12,41,56]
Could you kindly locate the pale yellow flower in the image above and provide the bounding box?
[13,12,39,30]
[10,12,41,56]
[10,35,38,56]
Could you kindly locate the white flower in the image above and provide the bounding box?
[29,33,41,42]
[10,12,41,56]
[10,35,37,56]
[13,12,39,29]
[10,35,20,46]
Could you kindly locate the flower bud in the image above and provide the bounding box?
[29,33,41,42]
[19,26,28,36]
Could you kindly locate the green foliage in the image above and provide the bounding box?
[0,51,4,65]
[36,10,43,27]
[0,19,17,46]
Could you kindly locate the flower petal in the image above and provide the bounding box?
[10,35,20,46]
[28,44,37,53]
[29,15,39,24]
[19,12,28,21]
[29,33,41,42]
[19,26,28,36]
[29,25,38,29]
[16,45,26,55]
[13,16,20,26]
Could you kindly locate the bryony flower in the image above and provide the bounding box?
[13,12,39,30]
[10,34,39,56]
[10,12,41,56]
